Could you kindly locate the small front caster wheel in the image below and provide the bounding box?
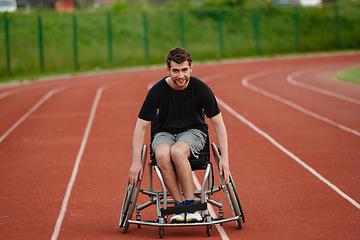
[206,225,212,237]
[159,227,164,239]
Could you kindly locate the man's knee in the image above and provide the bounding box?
[170,141,191,164]
[155,143,172,168]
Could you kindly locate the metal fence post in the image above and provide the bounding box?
[73,14,79,70]
[38,15,44,72]
[143,12,149,64]
[294,7,300,52]
[253,8,260,55]
[4,15,11,76]
[334,4,341,50]
[107,12,113,65]
[218,9,224,59]
[179,11,185,48]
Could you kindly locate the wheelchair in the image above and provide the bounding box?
[119,116,245,238]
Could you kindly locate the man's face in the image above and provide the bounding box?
[166,60,192,90]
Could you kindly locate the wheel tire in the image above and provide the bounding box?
[159,227,164,239]
[119,145,147,233]
[211,143,244,229]
[229,175,245,224]
[226,178,243,229]
[120,184,138,233]
[206,225,212,237]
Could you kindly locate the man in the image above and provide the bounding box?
[129,47,229,223]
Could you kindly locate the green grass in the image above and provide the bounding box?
[336,67,360,84]
[1,2,360,82]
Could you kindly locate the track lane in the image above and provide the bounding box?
[50,70,206,240]
[204,54,360,239]
[0,70,163,239]
[0,85,64,137]
[1,52,359,240]
[208,103,360,239]
[0,85,99,239]
[0,84,76,143]
[287,63,360,105]
[234,62,360,201]
[243,69,360,136]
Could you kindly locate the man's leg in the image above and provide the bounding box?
[155,139,203,223]
[155,141,195,200]
[170,141,194,201]
[154,143,183,202]
[171,140,203,223]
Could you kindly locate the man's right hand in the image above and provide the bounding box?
[130,118,150,186]
[129,161,143,187]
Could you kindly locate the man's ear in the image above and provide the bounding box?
[166,66,170,73]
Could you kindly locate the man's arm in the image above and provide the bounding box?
[129,118,150,186]
[210,112,230,184]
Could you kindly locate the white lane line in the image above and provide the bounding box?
[217,98,360,210]
[0,86,32,99]
[287,65,360,105]
[0,84,72,143]
[242,70,360,137]
[50,84,111,240]
[193,172,230,240]
[0,75,76,100]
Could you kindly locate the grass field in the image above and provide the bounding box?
[336,67,360,84]
[1,2,359,82]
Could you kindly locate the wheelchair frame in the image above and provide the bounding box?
[119,141,245,238]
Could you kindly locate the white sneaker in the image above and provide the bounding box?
[170,213,185,223]
[186,211,203,223]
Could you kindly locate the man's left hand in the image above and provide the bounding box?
[219,156,230,184]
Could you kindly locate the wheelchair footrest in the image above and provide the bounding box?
[161,202,207,216]
[128,216,239,227]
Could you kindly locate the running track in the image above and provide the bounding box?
[1,53,359,239]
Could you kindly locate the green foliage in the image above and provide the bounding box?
[113,0,129,11]
[0,2,359,80]
[175,0,195,8]
[202,0,245,7]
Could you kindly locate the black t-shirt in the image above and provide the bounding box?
[138,76,220,135]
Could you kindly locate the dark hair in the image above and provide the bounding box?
[165,47,193,69]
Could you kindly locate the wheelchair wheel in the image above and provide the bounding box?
[159,227,164,239]
[206,225,212,237]
[225,175,243,229]
[119,182,138,233]
[228,174,245,224]
[211,143,244,229]
[119,145,147,233]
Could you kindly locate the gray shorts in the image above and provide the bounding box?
[152,129,207,159]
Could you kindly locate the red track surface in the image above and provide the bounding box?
[1,53,359,240]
